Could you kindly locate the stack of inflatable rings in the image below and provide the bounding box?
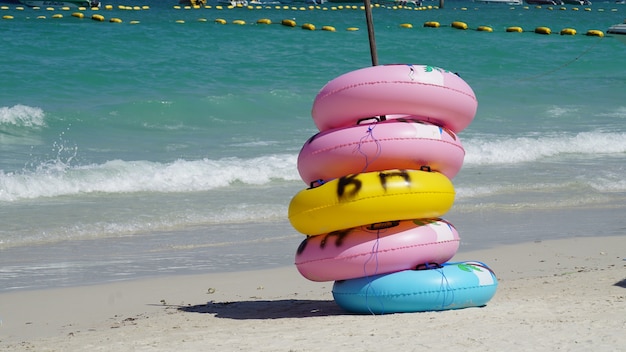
[288,64,498,314]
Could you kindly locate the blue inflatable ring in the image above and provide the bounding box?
[332,261,498,314]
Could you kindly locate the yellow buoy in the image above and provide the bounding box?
[423,21,440,28]
[586,29,604,37]
[534,26,551,35]
[175,20,185,24]
[52,13,63,18]
[400,23,413,29]
[109,17,122,23]
[322,25,336,32]
[506,26,523,32]
[71,12,84,18]
[215,18,226,24]
[451,21,468,30]
[281,19,296,27]
[233,19,246,25]
[477,25,493,32]
[346,27,359,31]
[257,18,271,24]
[2,15,14,20]
[91,14,104,21]
[560,28,576,35]
[301,23,315,30]
[130,20,140,24]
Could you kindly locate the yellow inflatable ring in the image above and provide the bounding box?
[288,169,455,236]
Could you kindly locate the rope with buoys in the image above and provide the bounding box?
[517,34,605,82]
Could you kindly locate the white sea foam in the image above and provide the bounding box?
[0,154,300,202]
[0,105,46,127]
[464,131,626,165]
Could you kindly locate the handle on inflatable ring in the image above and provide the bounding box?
[366,220,401,231]
[415,262,444,270]
[356,115,386,125]
[308,179,325,189]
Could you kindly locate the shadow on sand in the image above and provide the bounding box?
[178,299,349,319]
[614,278,626,289]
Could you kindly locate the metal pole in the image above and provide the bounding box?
[363,0,379,66]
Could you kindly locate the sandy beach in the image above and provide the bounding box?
[1,235,624,351]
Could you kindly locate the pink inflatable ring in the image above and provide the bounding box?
[311,64,477,133]
[297,119,465,186]
[295,218,460,282]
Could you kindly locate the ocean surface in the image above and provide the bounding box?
[1,0,625,291]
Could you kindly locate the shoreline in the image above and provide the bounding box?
[3,203,625,293]
[1,235,625,351]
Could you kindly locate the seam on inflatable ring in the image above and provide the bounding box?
[291,191,455,216]
[306,137,465,155]
[317,81,477,101]
[296,239,461,265]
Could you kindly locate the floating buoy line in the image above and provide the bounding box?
[0,3,621,37]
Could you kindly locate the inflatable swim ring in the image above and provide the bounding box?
[311,64,477,133]
[332,261,498,314]
[288,169,455,236]
[295,218,460,282]
[297,119,465,186]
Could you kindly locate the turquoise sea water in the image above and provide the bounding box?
[1,0,625,291]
